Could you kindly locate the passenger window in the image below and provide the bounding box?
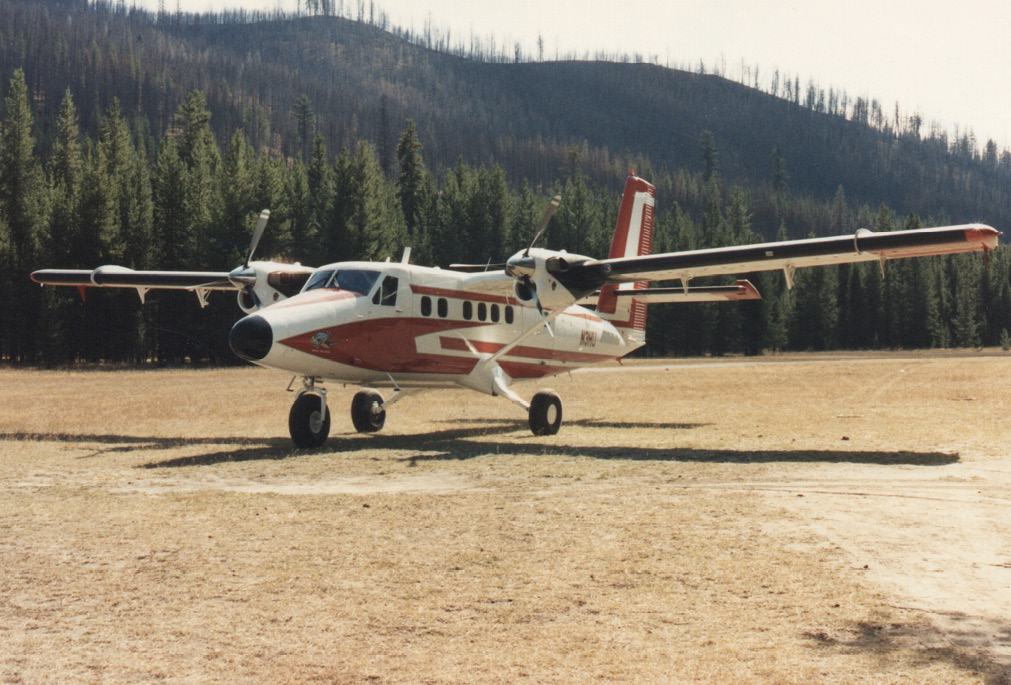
[478,302,487,321]
[421,296,431,317]
[373,275,398,306]
[505,306,514,324]
[437,298,448,318]
[491,304,500,323]
[463,301,473,320]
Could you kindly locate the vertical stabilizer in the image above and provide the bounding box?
[596,174,655,338]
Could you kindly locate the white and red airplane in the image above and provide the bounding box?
[32,175,1000,447]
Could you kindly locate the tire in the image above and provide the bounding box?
[289,392,330,448]
[351,389,386,433]
[528,389,562,436]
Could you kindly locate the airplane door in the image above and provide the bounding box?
[363,273,412,370]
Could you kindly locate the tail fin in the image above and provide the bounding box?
[596,174,655,339]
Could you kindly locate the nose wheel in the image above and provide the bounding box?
[351,389,386,433]
[289,391,330,448]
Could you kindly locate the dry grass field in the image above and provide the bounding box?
[2,352,1011,683]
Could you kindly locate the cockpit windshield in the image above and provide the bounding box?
[301,268,382,296]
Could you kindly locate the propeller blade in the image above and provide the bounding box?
[526,276,554,338]
[244,284,261,309]
[246,209,270,266]
[524,195,561,256]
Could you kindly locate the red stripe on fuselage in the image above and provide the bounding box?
[438,336,614,364]
[279,318,486,374]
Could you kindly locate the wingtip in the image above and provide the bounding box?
[966,225,1000,250]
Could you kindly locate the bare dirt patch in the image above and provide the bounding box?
[1,354,1010,682]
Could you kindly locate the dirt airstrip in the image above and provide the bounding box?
[1,353,1010,683]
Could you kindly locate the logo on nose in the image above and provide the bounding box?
[311,330,334,350]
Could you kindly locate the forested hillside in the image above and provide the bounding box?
[1,0,1009,365]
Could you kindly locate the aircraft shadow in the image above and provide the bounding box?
[2,427,958,470]
[155,427,955,469]
[0,430,295,465]
[807,617,1011,684]
[444,418,713,430]
[392,440,958,467]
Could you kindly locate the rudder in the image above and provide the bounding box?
[596,174,655,337]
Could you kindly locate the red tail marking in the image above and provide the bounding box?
[597,175,655,331]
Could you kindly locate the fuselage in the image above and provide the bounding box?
[229,260,640,394]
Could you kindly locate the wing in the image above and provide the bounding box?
[30,266,237,291]
[31,261,316,311]
[456,269,516,298]
[575,224,999,287]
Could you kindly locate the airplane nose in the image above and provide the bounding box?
[229,315,273,361]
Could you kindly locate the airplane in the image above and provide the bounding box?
[32,174,1000,448]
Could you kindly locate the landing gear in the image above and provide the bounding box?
[289,392,330,448]
[351,389,386,433]
[528,389,562,436]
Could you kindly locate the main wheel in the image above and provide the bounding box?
[528,389,562,436]
[289,392,330,448]
[351,389,386,433]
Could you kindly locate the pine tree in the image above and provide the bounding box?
[433,157,471,265]
[306,133,334,263]
[700,130,719,183]
[552,163,596,255]
[281,158,313,259]
[952,259,982,348]
[219,129,257,265]
[770,147,787,202]
[77,140,122,361]
[49,89,83,267]
[0,68,48,362]
[175,91,220,266]
[395,120,432,259]
[42,89,84,364]
[291,94,315,163]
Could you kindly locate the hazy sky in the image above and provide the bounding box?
[157,0,1011,148]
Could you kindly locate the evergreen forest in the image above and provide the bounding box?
[1,0,1010,365]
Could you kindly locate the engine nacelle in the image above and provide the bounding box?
[233,261,316,314]
[505,247,593,311]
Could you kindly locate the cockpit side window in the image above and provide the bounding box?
[302,269,335,292]
[336,269,381,295]
[303,268,381,296]
[372,275,399,306]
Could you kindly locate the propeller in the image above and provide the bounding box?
[525,195,561,256]
[524,274,553,338]
[228,209,272,310]
[504,194,563,337]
